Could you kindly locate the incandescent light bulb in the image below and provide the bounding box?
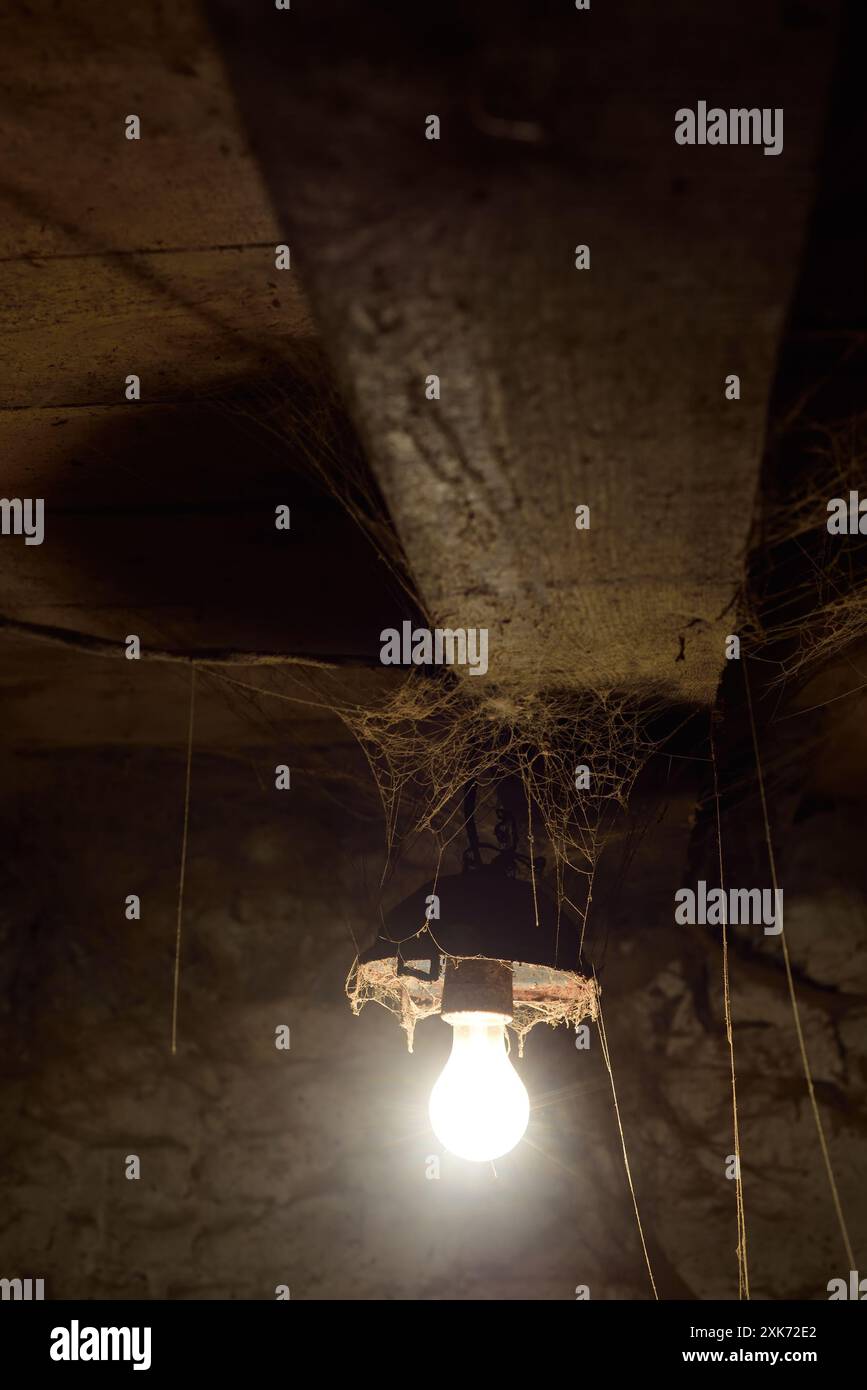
[429,1011,530,1162]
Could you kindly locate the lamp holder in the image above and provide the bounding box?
[461,778,546,879]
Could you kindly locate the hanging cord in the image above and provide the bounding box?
[463,780,482,869]
[743,656,856,1270]
[171,664,196,1056]
[595,969,659,1299]
[709,717,750,1299]
[524,766,541,929]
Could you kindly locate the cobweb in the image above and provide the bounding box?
[745,410,867,681]
[208,655,660,1047]
[345,952,600,1054]
[208,652,667,1048]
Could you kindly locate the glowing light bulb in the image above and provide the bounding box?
[429,1011,530,1162]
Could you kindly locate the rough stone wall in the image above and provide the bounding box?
[1,717,864,1300]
